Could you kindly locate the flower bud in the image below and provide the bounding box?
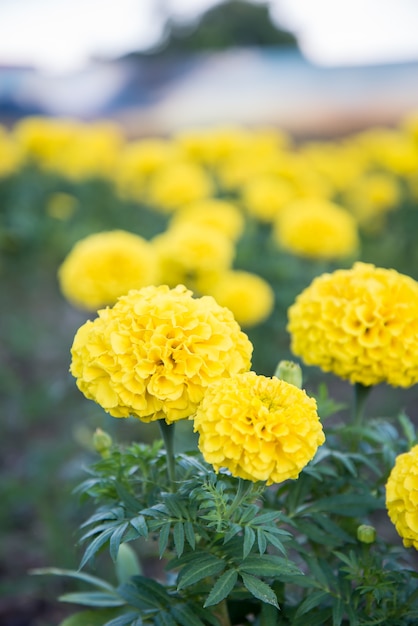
[274,360,303,388]
[92,428,112,457]
[357,524,376,544]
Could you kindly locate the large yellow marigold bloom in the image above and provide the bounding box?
[58,230,158,310]
[386,445,418,550]
[287,262,418,387]
[70,285,253,423]
[194,372,324,485]
[273,198,358,260]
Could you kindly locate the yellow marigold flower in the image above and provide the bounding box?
[0,125,21,177]
[147,161,213,211]
[204,270,274,328]
[153,224,234,289]
[342,173,400,232]
[386,445,418,550]
[288,262,418,387]
[241,175,295,222]
[174,126,251,166]
[169,199,245,242]
[58,230,158,310]
[273,198,358,260]
[13,116,80,169]
[70,285,253,423]
[194,371,324,485]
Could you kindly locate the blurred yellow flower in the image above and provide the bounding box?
[204,270,274,328]
[194,371,324,485]
[115,138,179,201]
[147,161,213,211]
[241,175,295,222]
[386,445,418,550]
[13,116,80,169]
[169,198,245,242]
[58,230,158,310]
[153,223,234,289]
[70,284,253,423]
[273,198,359,260]
[0,125,21,177]
[288,262,418,387]
[174,126,251,166]
[342,172,400,231]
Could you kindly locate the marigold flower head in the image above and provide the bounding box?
[386,445,418,550]
[169,199,245,242]
[58,230,158,310]
[153,223,234,289]
[203,270,274,328]
[194,371,324,485]
[70,285,253,423]
[147,161,213,211]
[288,262,418,387]
[273,198,359,260]
[241,175,295,222]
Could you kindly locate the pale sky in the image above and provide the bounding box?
[0,0,418,73]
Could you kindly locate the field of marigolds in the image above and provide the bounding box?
[2,114,418,626]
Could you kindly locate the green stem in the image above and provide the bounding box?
[352,382,371,430]
[158,421,176,488]
[212,599,232,626]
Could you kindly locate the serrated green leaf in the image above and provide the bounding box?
[239,505,258,524]
[184,521,195,550]
[240,572,279,608]
[79,528,115,569]
[118,576,170,610]
[238,554,301,579]
[177,555,225,590]
[104,612,142,626]
[294,590,328,618]
[332,597,345,626]
[399,412,416,447]
[130,515,148,537]
[164,494,188,518]
[114,483,141,513]
[204,569,238,607]
[171,604,211,626]
[243,526,256,559]
[159,522,171,558]
[110,523,129,562]
[303,493,380,516]
[30,567,115,592]
[223,523,242,544]
[59,592,125,608]
[263,531,286,555]
[257,528,267,555]
[173,522,185,557]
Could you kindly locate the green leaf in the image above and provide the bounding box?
[332,597,345,626]
[114,482,141,513]
[204,569,238,607]
[115,544,142,584]
[398,412,417,447]
[243,526,256,559]
[238,554,301,579]
[294,590,329,617]
[159,522,171,558]
[130,515,148,538]
[79,528,115,569]
[240,572,279,608]
[118,576,170,610]
[257,528,267,555]
[155,612,177,626]
[184,521,195,550]
[30,567,115,592]
[110,523,129,562]
[303,493,380,516]
[173,522,185,557]
[59,592,125,608]
[171,604,210,626]
[177,554,225,590]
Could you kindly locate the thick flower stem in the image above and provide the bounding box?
[352,382,371,431]
[212,599,232,626]
[158,421,176,488]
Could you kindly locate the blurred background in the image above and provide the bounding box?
[2,1,418,624]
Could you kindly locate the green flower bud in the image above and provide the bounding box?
[357,524,376,544]
[92,428,112,457]
[274,360,303,388]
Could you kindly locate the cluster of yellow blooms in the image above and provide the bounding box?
[386,445,418,550]
[287,262,418,388]
[70,285,324,485]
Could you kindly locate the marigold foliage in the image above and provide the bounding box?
[288,262,418,387]
[386,445,418,550]
[58,230,158,310]
[70,285,253,423]
[194,371,324,485]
